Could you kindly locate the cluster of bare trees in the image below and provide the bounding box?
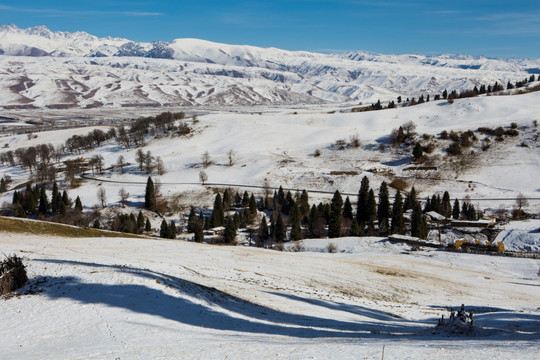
[116,111,187,149]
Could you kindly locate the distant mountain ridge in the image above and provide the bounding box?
[1,24,539,108]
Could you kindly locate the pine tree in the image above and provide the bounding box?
[441,191,451,218]
[38,187,49,215]
[357,176,370,224]
[366,189,377,233]
[328,190,343,238]
[75,196,83,212]
[145,218,151,232]
[224,217,237,244]
[168,220,177,239]
[259,217,269,242]
[413,142,423,161]
[274,213,286,242]
[403,187,416,212]
[377,182,390,234]
[298,190,310,218]
[0,177,6,193]
[411,202,428,239]
[137,211,145,231]
[290,204,303,241]
[349,218,360,236]
[159,219,169,238]
[144,177,156,211]
[51,182,60,213]
[452,199,460,219]
[211,193,225,227]
[343,196,353,220]
[222,189,231,211]
[248,193,257,217]
[242,191,250,207]
[390,190,404,235]
[187,207,198,233]
[194,218,204,242]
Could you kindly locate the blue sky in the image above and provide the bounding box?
[1,0,539,58]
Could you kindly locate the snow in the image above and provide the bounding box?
[1,230,539,359]
[1,24,540,107]
[495,220,540,253]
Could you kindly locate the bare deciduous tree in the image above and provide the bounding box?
[199,170,208,185]
[227,150,235,167]
[201,151,211,168]
[119,187,129,208]
[156,156,166,175]
[116,155,126,173]
[97,187,107,208]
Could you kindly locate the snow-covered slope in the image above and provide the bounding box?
[1,228,539,359]
[1,24,540,108]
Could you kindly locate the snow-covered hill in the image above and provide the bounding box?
[1,24,540,108]
[1,226,539,359]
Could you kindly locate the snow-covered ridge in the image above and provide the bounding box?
[1,24,540,108]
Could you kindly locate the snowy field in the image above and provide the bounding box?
[1,229,539,359]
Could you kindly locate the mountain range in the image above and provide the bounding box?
[1,24,539,109]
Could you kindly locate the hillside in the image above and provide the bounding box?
[1,25,540,108]
[1,229,539,359]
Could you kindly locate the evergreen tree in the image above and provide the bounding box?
[298,190,310,218]
[168,220,177,239]
[274,213,286,242]
[222,189,231,210]
[377,182,390,234]
[145,218,151,232]
[0,177,6,193]
[187,207,198,233]
[390,190,404,235]
[366,189,377,233]
[194,219,204,242]
[328,190,343,238]
[242,191,250,207]
[51,182,60,213]
[75,196,83,212]
[411,202,428,239]
[38,187,49,215]
[224,217,237,244]
[14,202,26,218]
[137,211,145,231]
[159,219,169,238]
[290,204,303,241]
[93,219,100,229]
[211,193,225,227]
[349,218,361,236]
[441,191,452,218]
[452,199,460,219]
[283,191,294,215]
[357,176,370,224]
[308,204,324,238]
[403,187,416,212]
[62,190,69,209]
[248,193,257,217]
[343,196,353,220]
[144,177,156,211]
[259,217,269,242]
[413,142,423,161]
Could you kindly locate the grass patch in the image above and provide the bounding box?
[0,216,145,239]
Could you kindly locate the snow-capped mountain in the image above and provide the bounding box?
[0,24,539,108]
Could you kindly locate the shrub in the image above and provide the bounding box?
[510,122,518,129]
[439,130,448,140]
[505,129,519,137]
[448,131,459,141]
[0,255,28,295]
[314,149,321,157]
[326,242,338,253]
[447,142,462,155]
[453,239,467,250]
[494,242,505,253]
[349,134,361,148]
[389,178,408,191]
